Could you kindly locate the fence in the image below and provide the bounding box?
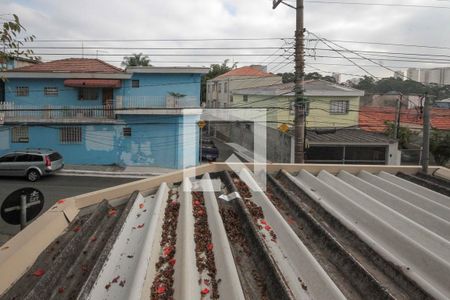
[116,95,198,109]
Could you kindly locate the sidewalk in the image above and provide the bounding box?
[59,164,176,178]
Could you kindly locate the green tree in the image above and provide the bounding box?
[278,72,336,83]
[352,76,376,92]
[1,14,37,71]
[201,59,237,102]
[430,130,450,166]
[384,121,416,149]
[121,53,151,67]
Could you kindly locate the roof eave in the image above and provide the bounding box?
[1,72,132,79]
[126,67,209,74]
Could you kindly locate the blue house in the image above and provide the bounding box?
[0,58,208,169]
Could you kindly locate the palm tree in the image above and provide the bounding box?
[121,53,151,67]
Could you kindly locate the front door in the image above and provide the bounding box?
[102,88,113,117]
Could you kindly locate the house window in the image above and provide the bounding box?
[212,84,216,92]
[330,100,349,114]
[230,96,233,103]
[224,82,228,93]
[218,83,222,93]
[243,95,248,102]
[44,87,58,96]
[207,84,211,93]
[60,127,82,144]
[123,127,132,137]
[11,126,29,143]
[78,88,98,100]
[132,80,140,88]
[16,87,29,96]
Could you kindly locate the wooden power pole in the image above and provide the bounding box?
[273,0,305,163]
[422,94,430,173]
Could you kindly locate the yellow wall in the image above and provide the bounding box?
[232,94,360,129]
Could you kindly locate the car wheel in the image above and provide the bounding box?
[27,169,41,182]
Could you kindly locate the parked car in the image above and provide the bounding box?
[201,139,219,161]
[0,149,64,181]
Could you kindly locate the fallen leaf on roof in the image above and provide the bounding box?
[90,236,97,242]
[119,280,126,287]
[137,223,145,229]
[207,243,214,251]
[157,284,166,294]
[105,283,111,290]
[139,203,144,209]
[32,268,45,277]
[163,246,172,256]
[169,258,176,266]
[108,208,117,217]
[260,219,267,225]
[201,288,210,295]
[194,200,201,206]
[112,275,120,283]
[57,200,65,204]
[264,225,272,231]
[73,226,81,233]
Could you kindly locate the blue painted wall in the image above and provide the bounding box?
[1,70,203,169]
[5,78,106,106]
[0,115,200,169]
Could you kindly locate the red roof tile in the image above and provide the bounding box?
[359,106,450,132]
[11,58,123,73]
[214,66,274,79]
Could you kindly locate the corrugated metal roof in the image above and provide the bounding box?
[306,128,395,145]
[1,164,450,299]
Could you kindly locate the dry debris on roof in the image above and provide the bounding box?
[1,166,450,299]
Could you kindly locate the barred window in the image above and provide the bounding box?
[16,87,29,96]
[44,87,59,96]
[330,100,349,114]
[132,80,140,88]
[123,127,132,137]
[78,88,98,100]
[243,95,248,102]
[60,127,82,144]
[11,127,29,143]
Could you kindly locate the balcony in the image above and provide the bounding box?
[0,95,202,123]
[0,102,116,124]
[115,95,201,115]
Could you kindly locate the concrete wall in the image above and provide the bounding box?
[0,114,200,169]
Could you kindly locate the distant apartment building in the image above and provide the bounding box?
[206,65,282,108]
[393,70,404,80]
[406,67,450,85]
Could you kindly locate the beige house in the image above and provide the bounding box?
[232,80,365,129]
[206,65,282,108]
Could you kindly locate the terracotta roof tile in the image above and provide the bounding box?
[11,58,123,73]
[214,66,274,80]
[359,106,450,132]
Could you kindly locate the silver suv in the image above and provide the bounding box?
[0,149,64,181]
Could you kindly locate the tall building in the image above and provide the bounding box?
[406,67,450,85]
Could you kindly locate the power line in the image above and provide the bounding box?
[302,0,450,9]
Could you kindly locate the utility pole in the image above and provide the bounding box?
[422,93,430,173]
[394,95,402,139]
[273,0,305,163]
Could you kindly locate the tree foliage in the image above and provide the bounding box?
[348,76,450,100]
[1,14,38,71]
[201,59,237,102]
[384,121,416,149]
[121,53,151,67]
[430,130,450,166]
[277,72,336,84]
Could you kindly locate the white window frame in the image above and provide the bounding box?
[44,87,59,96]
[330,100,349,114]
[16,86,29,96]
[11,126,29,143]
[60,127,82,144]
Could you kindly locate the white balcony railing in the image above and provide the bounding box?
[116,95,199,109]
[0,102,114,121]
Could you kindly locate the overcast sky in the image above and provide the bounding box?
[1,0,449,80]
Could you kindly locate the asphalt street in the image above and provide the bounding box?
[0,174,139,245]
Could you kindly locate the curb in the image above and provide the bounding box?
[58,169,164,177]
